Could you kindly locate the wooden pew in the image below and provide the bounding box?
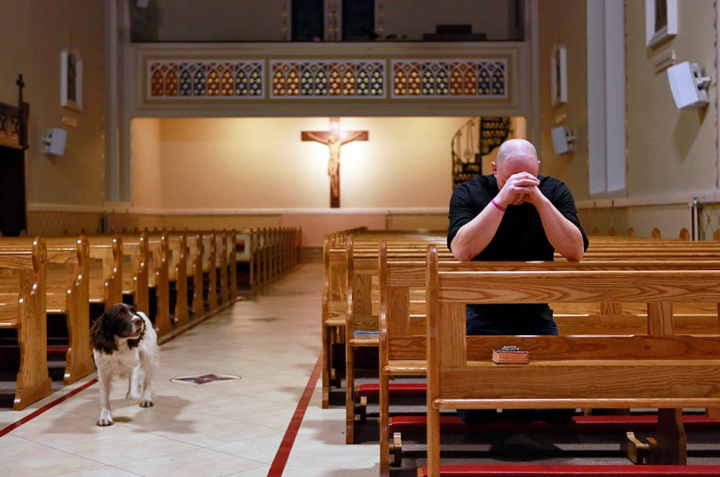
[322,233,349,409]
[228,229,238,302]
[46,236,92,385]
[377,250,720,471]
[249,227,303,290]
[321,228,370,409]
[341,235,452,442]
[0,235,94,385]
[143,231,172,336]
[166,231,190,327]
[234,229,253,291]
[204,231,218,313]
[423,244,720,476]
[186,230,205,317]
[0,237,52,410]
[119,232,150,318]
[183,229,226,316]
[216,231,230,307]
[86,234,123,310]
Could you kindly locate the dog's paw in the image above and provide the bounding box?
[139,399,154,408]
[97,410,114,426]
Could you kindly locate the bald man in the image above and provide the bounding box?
[447,138,589,425]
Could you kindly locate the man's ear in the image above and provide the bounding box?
[491,162,498,175]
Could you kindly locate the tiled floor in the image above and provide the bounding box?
[0,264,379,477]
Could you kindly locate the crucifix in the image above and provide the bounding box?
[302,117,368,208]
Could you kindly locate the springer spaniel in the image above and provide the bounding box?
[91,303,159,426]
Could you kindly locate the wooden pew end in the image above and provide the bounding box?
[354,396,367,423]
[390,431,402,467]
[330,369,341,388]
[622,431,651,464]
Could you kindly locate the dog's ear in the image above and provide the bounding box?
[90,311,118,354]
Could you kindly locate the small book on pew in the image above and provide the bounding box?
[353,330,379,338]
[492,345,529,365]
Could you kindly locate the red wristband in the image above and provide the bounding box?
[491,199,506,212]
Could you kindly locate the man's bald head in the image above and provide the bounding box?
[496,139,538,167]
[492,139,540,191]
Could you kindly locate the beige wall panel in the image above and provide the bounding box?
[155,117,466,210]
[576,208,629,237]
[27,211,103,236]
[0,1,105,207]
[131,118,163,209]
[281,214,387,247]
[625,0,718,197]
[627,205,692,239]
[537,0,588,200]
[106,213,163,234]
[385,214,449,232]
[161,215,282,232]
[340,117,463,208]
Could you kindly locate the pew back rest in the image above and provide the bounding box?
[425,244,720,409]
[0,238,46,326]
[87,234,122,306]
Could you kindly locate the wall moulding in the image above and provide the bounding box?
[646,0,677,48]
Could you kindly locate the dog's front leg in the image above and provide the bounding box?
[139,359,154,408]
[127,364,142,401]
[97,368,114,426]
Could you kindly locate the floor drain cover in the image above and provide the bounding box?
[170,373,241,385]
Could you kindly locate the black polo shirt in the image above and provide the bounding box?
[447,174,589,329]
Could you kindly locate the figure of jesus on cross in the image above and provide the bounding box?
[302,118,368,208]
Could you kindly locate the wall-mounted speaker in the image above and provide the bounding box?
[551,126,575,155]
[667,61,711,110]
[43,128,67,156]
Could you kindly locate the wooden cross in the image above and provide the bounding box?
[302,117,368,208]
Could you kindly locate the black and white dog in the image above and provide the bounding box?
[90,303,159,426]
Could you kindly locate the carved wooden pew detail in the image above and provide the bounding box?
[167,231,189,327]
[0,235,94,385]
[0,237,52,410]
[46,235,92,384]
[187,231,205,317]
[322,233,349,409]
[142,231,172,336]
[87,234,123,310]
[120,232,150,318]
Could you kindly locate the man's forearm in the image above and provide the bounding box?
[450,204,505,261]
[535,199,584,261]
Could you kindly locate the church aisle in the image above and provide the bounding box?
[0,263,378,477]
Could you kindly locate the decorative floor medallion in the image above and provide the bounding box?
[170,374,241,385]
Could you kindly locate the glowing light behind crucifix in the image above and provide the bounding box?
[301,117,368,208]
